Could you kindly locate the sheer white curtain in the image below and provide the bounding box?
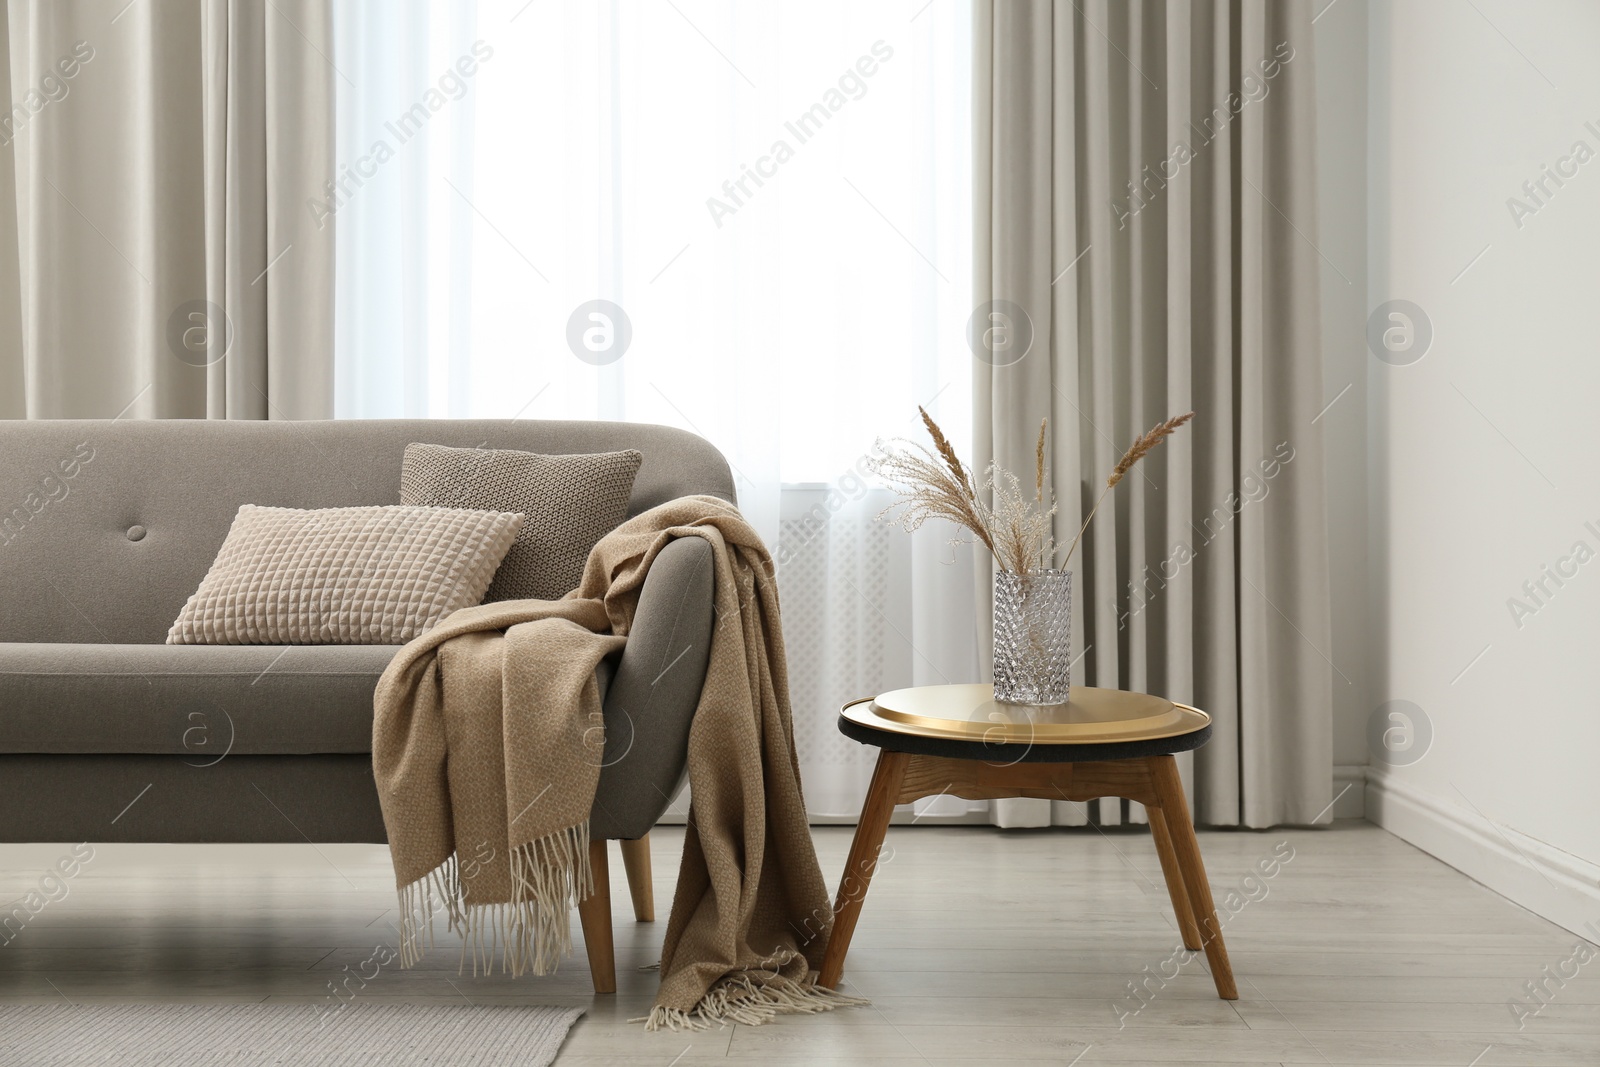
[332,0,982,820]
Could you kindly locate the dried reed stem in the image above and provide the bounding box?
[1109,411,1194,488]
[919,406,975,502]
[1034,419,1047,503]
[1034,418,1049,569]
[1057,411,1194,569]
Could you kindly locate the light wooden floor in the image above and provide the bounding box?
[1,821,1595,1065]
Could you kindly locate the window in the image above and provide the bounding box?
[333,0,972,533]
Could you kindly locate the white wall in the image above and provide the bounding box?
[1365,0,1600,938]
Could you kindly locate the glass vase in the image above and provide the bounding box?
[992,570,1073,706]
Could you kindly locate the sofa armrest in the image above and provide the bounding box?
[588,536,715,840]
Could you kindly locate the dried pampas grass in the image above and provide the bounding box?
[868,407,1194,575]
[867,408,998,564]
[870,407,1057,574]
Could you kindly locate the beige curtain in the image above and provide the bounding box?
[0,2,22,419]
[974,0,1332,828]
[0,0,333,420]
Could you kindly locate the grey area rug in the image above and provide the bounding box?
[0,1003,583,1066]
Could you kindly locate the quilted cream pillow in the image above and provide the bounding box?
[400,443,642,602]
[166,505,523,645]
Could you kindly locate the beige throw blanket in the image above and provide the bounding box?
[373,495,864,1029]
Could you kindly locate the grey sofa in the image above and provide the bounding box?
[0,418,736,990]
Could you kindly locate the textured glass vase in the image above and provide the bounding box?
[992,570,1073,705]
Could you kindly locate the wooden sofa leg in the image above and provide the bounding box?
[619,834,655,922]
[576,839,616,994]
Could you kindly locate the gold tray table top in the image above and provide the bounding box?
[841,683,1210,745]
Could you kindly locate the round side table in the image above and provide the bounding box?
[818,683,1237,1001]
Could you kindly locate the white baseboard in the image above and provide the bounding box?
[1332,765,1366,819]
[1366,767,1600,943]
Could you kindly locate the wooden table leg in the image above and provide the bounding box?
[575,839,616,994]
[819,749,910,989]
[1148,756,1237,1000]
[1147,804,1203,952]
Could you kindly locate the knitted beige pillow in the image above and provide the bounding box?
[166,504,523,645]
[400,443,642,602]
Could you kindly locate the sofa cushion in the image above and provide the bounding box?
[0,644,615,756]
[0,644,400,755]
[400,444,642,601]
[167,504,522,645]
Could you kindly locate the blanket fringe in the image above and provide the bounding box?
[636,972,870,1032]
[395,821,592,978]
